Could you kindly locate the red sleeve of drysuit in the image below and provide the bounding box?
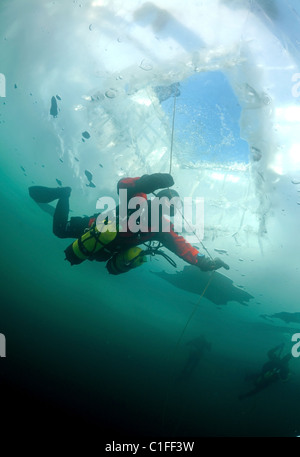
[117,174,173,198]
[117,177,140,192]
[160,226,200,265]
[117,177,147,199]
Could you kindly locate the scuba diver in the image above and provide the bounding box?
[28,173,230,275]
[178,335,212,381]
[239,343,292,400]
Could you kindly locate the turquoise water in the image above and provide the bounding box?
[1,0,300,439]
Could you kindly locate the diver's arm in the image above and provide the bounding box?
[159,228,199,265]
[117,174,174,199]
[197,255,230,271]
[160,228,229,271]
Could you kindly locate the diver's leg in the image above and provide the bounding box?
[186,353,200,376]
[29,186,71,203]
[30,186,91,239]
[180,357,194,378]
[53,189,72,238]
[29,185,73,237]
[179,350,199,379]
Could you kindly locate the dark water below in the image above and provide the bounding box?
[1,177,300,439]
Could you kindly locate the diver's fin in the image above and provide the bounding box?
[29,186,71,203]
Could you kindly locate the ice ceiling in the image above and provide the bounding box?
[1,0,300,252]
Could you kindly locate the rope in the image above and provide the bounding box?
[174,272,215,349]
[169,93,177,175]
[167,91,213,260]
[161,84,217,434]
[161,271,216,433]
[143,248,177,268]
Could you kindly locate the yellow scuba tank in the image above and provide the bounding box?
[106,247,147,275]
[65,219,117,265]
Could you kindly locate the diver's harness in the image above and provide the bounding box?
[142,241,177,268]
[64,210,177,273]
[105,241,177,276]
[64,216,117,266]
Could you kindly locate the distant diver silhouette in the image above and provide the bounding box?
[239,343,292,400]
[178,335,211,380]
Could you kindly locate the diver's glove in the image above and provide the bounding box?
[138,173,174,194]
[197,255,230,272]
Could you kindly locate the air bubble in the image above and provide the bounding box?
[262,94,271,105]
[139,59,153,71]
[105,89,117,99]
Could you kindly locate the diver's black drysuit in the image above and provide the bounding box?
[239,344,292,400]
[29,173,229,273]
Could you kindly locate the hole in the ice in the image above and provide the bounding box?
[160,71,250,165]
